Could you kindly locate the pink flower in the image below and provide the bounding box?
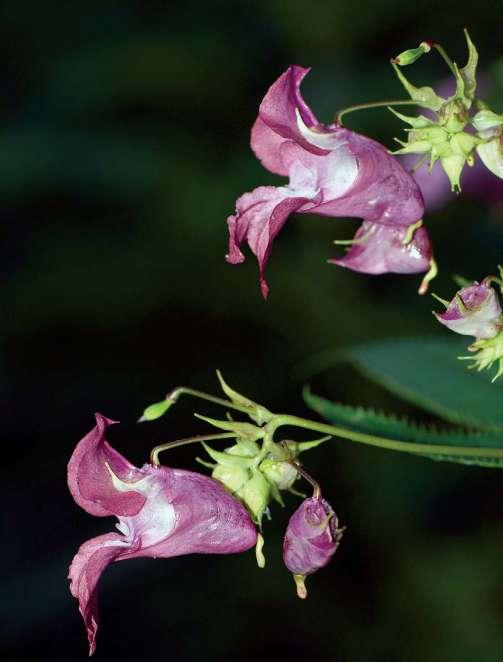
[434,281,502,339]
[68,414,257,654]
[226,65,431,297]
[283,495,343,599]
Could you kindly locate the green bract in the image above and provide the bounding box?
[389,30,495,191]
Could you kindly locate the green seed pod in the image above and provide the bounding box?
[237,470,271,526]
[260,458,298,491]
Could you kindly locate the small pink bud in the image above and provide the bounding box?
[283,495,343,598]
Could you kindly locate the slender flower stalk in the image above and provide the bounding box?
[151,432,239,465]
[335,99,422,125]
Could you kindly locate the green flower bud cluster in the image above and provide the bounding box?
[390,30,503,191]
[141,372,332,565]
[200,433,328,526]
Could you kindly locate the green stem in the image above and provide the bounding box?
[165,386,253,416]
[335,99,422,125]
[289,460,321,498]
[151,432,237,465]
[265,414,503,460]
[432,43,458,78]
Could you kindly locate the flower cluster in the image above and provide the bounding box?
[69,393,343,653]
[226,65,433,298]
[390,31,503,193]
[68,30,503,657]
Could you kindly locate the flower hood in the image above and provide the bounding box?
[68,414,257,654]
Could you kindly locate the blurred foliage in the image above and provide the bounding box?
[2,1,503,661]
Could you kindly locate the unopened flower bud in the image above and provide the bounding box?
[212,463,250,494]
[391,42,431,66]
[202,441,255,494]
[260,457,299,491]
[283,496,343,599]
[138,397,175,422]
[237,470,271,526]
[434,281,502,339]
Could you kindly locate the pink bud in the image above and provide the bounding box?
[283,496,343,598]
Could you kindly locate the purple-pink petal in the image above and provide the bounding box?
[67,413,146,518]
[68,533,131,655]
[311,129,424,227]
[330,221,432,275]
[123,467,258,559]
[251,116,291,176]
[434,282,502,339]
[254,65,327,157]
[226,185,310,298]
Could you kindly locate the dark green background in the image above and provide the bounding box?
[3,1,503,660]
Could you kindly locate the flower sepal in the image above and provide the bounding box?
[217,371,273,425]
[462,331,503,382]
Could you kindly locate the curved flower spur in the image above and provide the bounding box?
[226,65,434,298]
[67,414,257,655]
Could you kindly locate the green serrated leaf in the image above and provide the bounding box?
[342,338,503,431]
[303,389,503,468]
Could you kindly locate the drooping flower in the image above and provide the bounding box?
[226,65,432,298]
[68,414,257,654]
[283,495,343,599]
[434,280,503,339]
